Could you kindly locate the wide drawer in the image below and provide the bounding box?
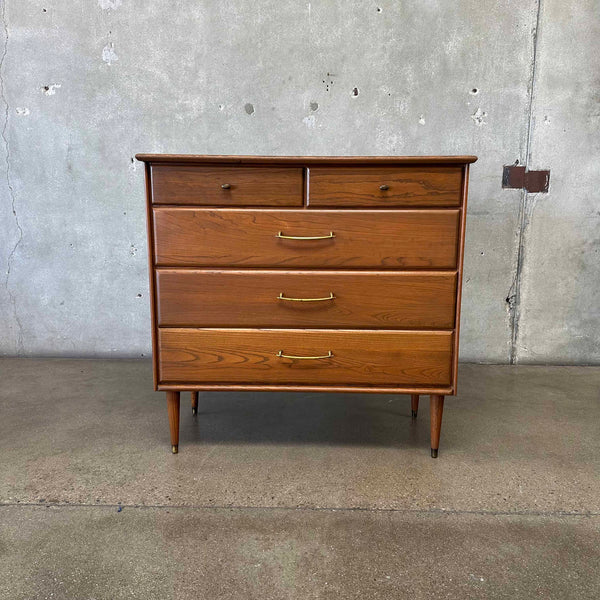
[151,164,303,206]
[153,209,460,268]
[158,328,454,386]
[156,270,457,328]
[308,166,462,207]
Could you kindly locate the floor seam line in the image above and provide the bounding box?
[1,502,598,518]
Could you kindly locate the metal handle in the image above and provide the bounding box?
[276,350,333,360]
[221,183,231,189]
[276,231,335,240]
[379,184,389,191]
[278,292,335,302]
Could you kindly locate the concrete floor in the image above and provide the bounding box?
[0,360,598,599]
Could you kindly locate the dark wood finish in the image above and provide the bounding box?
[191,391,198,415]
[137,154,478,165]
[153,208,460,269]
[158,328,453,387]
[411,394,419,420]
[151,164,303,206]
[429,394,444,458]
[156,270,458,329]
[166,391,180,453]
[309,166,462,207]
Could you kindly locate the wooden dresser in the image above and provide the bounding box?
[136,154,477,457]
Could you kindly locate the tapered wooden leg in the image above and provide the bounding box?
[429,394,444,458]
[411,394,419,421]
[191,391,199,415]
[167,391,180,454]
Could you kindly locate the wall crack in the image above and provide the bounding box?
[508,0,543,364]
[1,2,24,353]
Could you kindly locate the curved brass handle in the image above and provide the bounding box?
[276,350,333,360]
[278,292,335,302]
[379,184,389,191]
[221,183,231,189]
[276,231,335,240]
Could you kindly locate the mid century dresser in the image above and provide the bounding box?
[136,154,477,457]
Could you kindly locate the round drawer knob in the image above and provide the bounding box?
[221,183,231,190]
[379,184,389,191]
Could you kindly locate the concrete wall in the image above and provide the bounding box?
[0,1,598,363]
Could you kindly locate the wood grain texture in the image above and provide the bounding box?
[144,163,160,390]
[166,391,180,451]
[430,394,445,454]
[158,328,454,386]
[158,383,453,394]
[156,269,458,328]
[151,165,303,206]
[308,166,462,207]
[153,208,460,269]
[137,154,478,165]
[452,165,469,393]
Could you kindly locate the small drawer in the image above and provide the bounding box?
[308,166,462,207]
[158,328,454,386]
[151,165,303,206]
[156,270,458,328]
[153,208,460,268]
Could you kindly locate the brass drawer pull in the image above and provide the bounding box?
[276,231,335,240]
[277,350,333,360]
[221,183,231,189]
[379,184,389,191]
[278,292,335,302]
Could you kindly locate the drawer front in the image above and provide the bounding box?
[151,165,303,206]
[158,328,453,386]
[153,209,460,268]
[156,270,457,328]
[308,166,462,207]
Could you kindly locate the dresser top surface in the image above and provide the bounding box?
[135,154,477,165]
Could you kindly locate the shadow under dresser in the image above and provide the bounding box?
[135,154,477,457]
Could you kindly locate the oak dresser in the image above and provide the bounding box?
[136,154,477,457]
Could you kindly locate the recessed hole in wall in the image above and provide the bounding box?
[137,293,142,298]
[310,101,319,111]
[470,88,479,95]
[377,7,382,12]
[244,103,255,115]
[352,87,359,97]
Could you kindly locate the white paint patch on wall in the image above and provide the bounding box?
[42,84,61,95]
[102,42,119,65]
[16,107,30,116]
[471,107,487,126]
[302,115,316,129]
[98,0,122,10]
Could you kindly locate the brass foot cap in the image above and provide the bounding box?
[192,407,197,415]
[411,410,418,420]
[171,445,178,454]
[431,448,438,458]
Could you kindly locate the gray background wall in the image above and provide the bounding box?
[1,1,598,363]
